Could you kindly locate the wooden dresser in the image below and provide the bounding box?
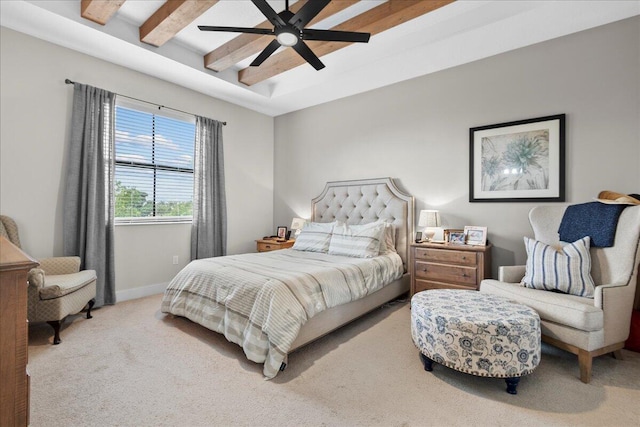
[1,236,38,426]
[410,242,492,296]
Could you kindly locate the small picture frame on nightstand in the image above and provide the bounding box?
[443,228,464,243]
[464,226,488,246]
[276,226,287,240]
[449,231,466,244]
[415,231,423,243]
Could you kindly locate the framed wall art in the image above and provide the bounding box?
[469,114,565,202]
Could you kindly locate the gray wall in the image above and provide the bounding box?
[274,16,640,276]
[0,27,274,299]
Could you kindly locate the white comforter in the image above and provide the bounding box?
[160,249,403,378]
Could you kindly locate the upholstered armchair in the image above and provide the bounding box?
[480,205,640,383]
[0,215,96,344]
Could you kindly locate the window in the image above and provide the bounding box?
[114,98,196,223]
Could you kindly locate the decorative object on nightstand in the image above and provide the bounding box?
[276,226,288,240]
[410,241,492,296]
[290,217,306,238]
[256,238,295,252]
[464,226,488,246]
[417,210,440,242]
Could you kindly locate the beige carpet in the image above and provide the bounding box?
[28,294,640,427]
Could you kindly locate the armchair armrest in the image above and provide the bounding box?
[27,268,45,289]
[594,281,637,345]
[38,256,81,275]
[498,265,526,283]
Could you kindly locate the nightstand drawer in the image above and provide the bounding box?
[414,247,476,266]
[414,261,477,286]
[256,239,294,252]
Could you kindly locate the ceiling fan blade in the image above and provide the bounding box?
[250,39,281,67]
[198,26,273,36]
[252,0,286,27]
[302,29,370,43]
[289,0,330,28]
[292,40,325,70]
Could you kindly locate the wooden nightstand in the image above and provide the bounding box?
[256,239,295,252]
[410,242,492,296]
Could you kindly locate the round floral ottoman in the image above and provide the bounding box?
[411,289,541,394]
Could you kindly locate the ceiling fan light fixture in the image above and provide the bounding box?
[276,29,298,47]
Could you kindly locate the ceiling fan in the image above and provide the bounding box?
[198,0,370,70]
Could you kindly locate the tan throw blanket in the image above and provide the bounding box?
[161,249,403,378]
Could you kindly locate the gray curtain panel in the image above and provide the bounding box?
[191,116,227,260]
[63,83,116,306]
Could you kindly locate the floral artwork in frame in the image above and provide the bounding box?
[469,114,565,202]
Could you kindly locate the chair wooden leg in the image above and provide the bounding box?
[46,320,62,345]
[578,349,592,384]
[612,349,624,360]
[86,298,95,319]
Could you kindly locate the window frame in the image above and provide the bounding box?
[113,97,196,225]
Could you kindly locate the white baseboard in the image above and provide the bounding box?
[116,282,168,302]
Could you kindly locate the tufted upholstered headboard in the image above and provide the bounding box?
[311,177,415,270]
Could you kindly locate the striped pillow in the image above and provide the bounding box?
[522,236,595,298]
[328,222,385,258]
[292,222,335,253]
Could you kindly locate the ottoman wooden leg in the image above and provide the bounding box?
[419,353,433,371]
[505,377,520,395]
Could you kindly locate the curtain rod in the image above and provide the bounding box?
[64,79,226,126]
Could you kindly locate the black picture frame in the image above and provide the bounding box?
[469,114,565,202]
[276,226,288,240]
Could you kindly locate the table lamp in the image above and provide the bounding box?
[290,217,306,238]
[418,210,441,242]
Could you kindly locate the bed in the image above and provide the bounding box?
[161,177,414,378]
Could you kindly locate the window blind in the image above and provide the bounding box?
[114,97,196,223]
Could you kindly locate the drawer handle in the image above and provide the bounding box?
[265,245,271,249]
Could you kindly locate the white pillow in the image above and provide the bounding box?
[292,222,335,253]
[328,222,385,258]
[521,236,595,298]
[379,221,397,254]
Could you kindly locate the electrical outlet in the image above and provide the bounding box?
[172,255,179,265]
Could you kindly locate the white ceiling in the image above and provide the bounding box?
[1,1,639,117]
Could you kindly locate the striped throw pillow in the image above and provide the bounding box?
[522,236,595,298]
[328,222,385,258]
[292,222,335,253]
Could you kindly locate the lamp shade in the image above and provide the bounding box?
[418,210,441,228]
[290,217,306,230]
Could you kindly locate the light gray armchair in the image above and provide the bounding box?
[480,205,640,383]
[0,215,96,344]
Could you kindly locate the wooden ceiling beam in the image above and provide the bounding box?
[81,0,126,25]
[140,0,219,48]
[204,0,360,72]
[238,0,455,86]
